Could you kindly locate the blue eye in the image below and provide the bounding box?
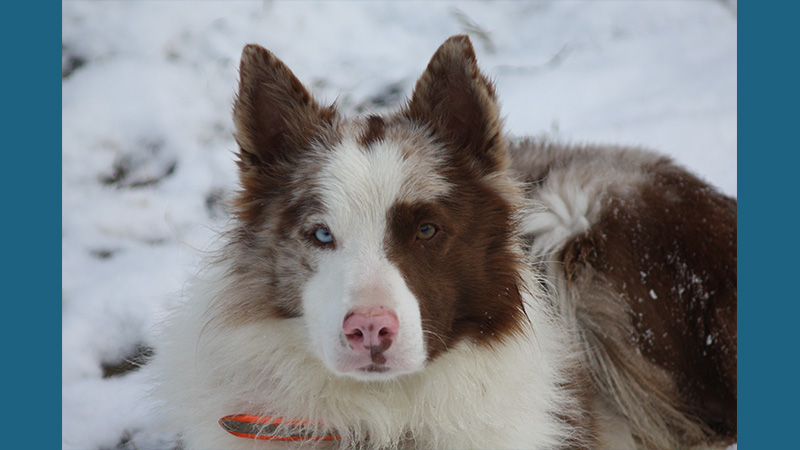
[314,227,334,244]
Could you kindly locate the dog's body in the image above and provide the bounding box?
[153,36,736,449]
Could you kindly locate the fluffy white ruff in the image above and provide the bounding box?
[152,262,575,449]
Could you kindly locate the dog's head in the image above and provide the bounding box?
[221,36,527,381]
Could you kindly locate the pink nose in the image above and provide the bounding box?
[343,307,399,353]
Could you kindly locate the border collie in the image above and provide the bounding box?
[153,35,736,449]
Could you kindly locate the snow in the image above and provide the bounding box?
[61,1,737,449]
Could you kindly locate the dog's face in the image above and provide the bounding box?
[222,36,528,381]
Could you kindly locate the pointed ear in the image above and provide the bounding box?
[233,44,335,171]
[404,35,506,173]
[231,44,335,224]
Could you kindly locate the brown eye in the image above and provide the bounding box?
[416,224,438,240]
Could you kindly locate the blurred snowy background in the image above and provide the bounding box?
[61,1,737,449]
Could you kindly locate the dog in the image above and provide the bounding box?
[152,35,736,449]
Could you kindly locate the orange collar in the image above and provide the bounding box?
[219,414,341,441]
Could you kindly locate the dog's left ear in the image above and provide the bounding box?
[404,35,506,173]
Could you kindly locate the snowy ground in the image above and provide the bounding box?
[61,1,737,449]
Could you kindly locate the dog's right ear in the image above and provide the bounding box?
[232,44,335,223]
[233,44,335,172]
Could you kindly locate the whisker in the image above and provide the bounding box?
[420,320,449,350]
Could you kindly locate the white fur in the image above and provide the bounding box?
[152,136,575,449]
[303,254,426,379]
[149,33,736,448]
[302,136,449,379]
[523,175,602,259]
[152,261,573,449]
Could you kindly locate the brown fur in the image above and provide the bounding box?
[232,44,338,226]
[222,36,735,449]
[358,114,386,147]
[229,36,531,359]
[512,138,737,449]
[386,36,529,358]
[566,164,736,448]
[221,44,346,322]
[403,35,507,174]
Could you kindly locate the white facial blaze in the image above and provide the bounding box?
[300,136,448,380]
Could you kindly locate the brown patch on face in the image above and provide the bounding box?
[384,169,528,360]
[380,35,529,360]
[561,161,737,444]
[358,115,386,147]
